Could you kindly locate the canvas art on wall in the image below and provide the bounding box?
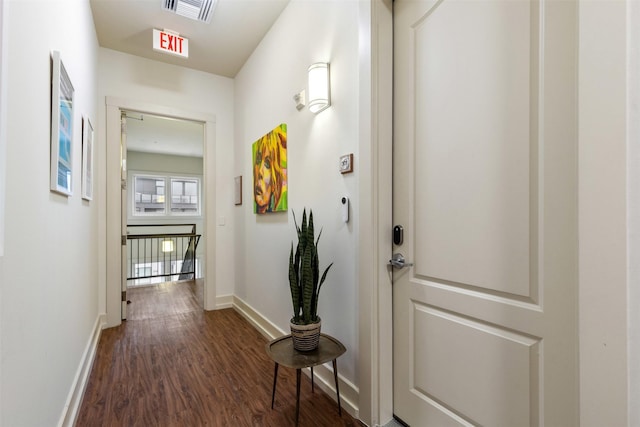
[50,51,74,196]
[252,124,287,214]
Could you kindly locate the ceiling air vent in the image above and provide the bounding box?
[163,0,217,24]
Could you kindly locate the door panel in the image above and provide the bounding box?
[409,303,539,426]
[413,0,534,297]
[393,0,577,425]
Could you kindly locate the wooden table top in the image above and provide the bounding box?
[265,334,346,369]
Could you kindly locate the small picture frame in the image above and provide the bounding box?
[234,176,242,205]
[81,116,94,201]
[50,51,75,196]
[339,153,353,174]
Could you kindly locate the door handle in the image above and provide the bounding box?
[389,253,414,269]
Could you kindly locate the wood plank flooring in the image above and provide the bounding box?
[76,280,363,426]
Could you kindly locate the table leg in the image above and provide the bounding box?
[311,366,314,393]
[333,359,342,416]
[271,363,279,409]
[296,368,301,427]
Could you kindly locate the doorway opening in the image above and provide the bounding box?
[105,97,216,329]
[121,110,206,317]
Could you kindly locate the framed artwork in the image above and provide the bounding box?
[252,124,287,214]
[50,51,74,196]
[82,116,94,201]
[234,176,242,205]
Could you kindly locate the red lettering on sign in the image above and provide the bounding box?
[155,30,187,56]
[160,32,169,50]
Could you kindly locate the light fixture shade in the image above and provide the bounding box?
[308,63,330,114]
[162,240,175,253]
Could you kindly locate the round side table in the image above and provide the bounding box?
[265,333,346,426]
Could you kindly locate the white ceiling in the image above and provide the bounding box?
[90,0,290,78]
[91,0,290,158]
[124,112,205,157]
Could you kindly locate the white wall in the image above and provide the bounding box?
[0,0,100,425]
[0,0,6,258]
[127,151,203,176]
[234,0,360,386]
[628,2,640,424]
[0,0,6,418]
[98,48,235,321]
[579,1,629,425]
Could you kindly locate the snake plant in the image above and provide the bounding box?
[289,209,333,325]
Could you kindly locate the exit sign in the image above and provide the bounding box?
[153,29,189,58]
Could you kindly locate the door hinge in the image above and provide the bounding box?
[121,291,127,302]
[122,235,127,246]
[121,179,127,190]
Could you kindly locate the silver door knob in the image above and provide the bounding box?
[389,253,414,269]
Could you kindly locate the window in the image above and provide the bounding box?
[171,178,199,213]
[134,176,165,214]
[132,173,201,217]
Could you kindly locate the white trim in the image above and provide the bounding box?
[233,295,282,340]
[358,1,394,425]
[232,295,360,420]
[105,96,217,327]
[215,294,233,309]
[579,2,628,423]
[57,314,106,427]
[628,1,640,424]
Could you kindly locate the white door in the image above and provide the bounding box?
[392,0,578,425]
[120,113,128,320]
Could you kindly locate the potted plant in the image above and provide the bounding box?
[288,209,333,351]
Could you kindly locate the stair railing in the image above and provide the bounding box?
[126,224,201,284]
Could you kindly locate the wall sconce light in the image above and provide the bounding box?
[162,239,175,253]
[307,63,330,113]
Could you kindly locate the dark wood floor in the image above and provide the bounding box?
[76,280,363,426]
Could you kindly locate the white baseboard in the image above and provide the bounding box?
[215,294,234,309]
[233,295,284,340]
[232,296,360,420]
[57,313,106,427]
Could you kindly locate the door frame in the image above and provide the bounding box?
[105,96,216,328]
[357,0,394,425]
[629,3,640,423]
[363,1,636,425]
